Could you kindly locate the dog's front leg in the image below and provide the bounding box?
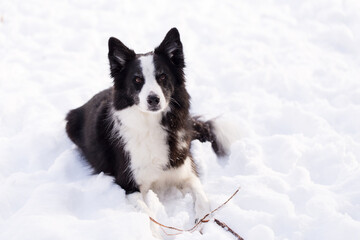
[184,175,211,223]
[127,189,162,239]
[127,191,152,216]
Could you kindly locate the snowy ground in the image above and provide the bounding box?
[1,0,360,239]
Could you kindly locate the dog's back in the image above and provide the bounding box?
[66,89,128,181]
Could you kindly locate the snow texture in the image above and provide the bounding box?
[1,0,360,239]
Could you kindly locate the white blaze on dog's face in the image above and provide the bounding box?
[137,55,167,113]
[108,28,185,112]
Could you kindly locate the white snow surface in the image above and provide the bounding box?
[1,0,360,239]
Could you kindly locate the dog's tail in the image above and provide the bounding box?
[191,116,240,157]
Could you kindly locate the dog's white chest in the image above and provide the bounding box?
[113,106,169,186]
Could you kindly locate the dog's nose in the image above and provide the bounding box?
[147,94,160,107]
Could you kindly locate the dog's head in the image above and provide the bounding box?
[108,28,185,113]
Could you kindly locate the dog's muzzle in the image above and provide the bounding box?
[147,94,161,111]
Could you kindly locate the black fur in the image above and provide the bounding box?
[66,28,221,194]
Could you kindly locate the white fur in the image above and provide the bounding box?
[126,191,161,238]
[165,45,178,58]
[114,53,126,65]
[113,106,169,190]
[138,55,167,112]
[211,118,241,155]
[176,129,188,150]
[113,106,210,222]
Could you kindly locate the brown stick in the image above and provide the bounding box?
[149,187,242,236]
[214,218,244,240]
[209,187,240,215]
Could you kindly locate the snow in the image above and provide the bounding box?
[1,0,360,239]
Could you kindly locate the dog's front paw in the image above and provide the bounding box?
[194,200,211,224]
[150,221,162,239]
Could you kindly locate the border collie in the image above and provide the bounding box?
[65,28,234,226]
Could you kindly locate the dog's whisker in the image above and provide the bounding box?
[171,97,181,107]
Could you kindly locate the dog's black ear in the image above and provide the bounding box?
[108,37,136,76]
[155,28,185,68]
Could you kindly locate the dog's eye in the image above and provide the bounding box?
[158,74,167,82]
[134,77,143,85]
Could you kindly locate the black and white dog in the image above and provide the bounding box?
[66,28,234,224]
